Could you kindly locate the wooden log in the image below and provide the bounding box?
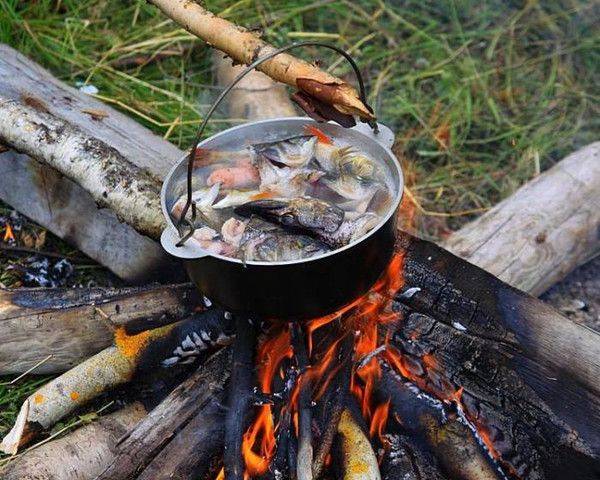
[0,283,199,374]
[0,94,165,240]
[442,142,600,296]
[213,52,297,120]
[389,232,600,478]
[0,44,180,282]
[95,347,231,480]
[148,0,374,121]
[1,403,147,480]
[136,395,225,480]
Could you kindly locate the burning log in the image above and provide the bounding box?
[95,347,231,480]
[1,308,233,454]
[291,324,314,480]
[396,231,600,433]
[388,309,600,478]
[378,369,498,480]
[443,141,600,295]
[0,94,165,240]
[0,283,200,374]
[334,408,381,480]
[1,403,147,480]
[148,0,374,121]
[225,316,258,480]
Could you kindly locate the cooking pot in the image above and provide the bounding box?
[160,43,403,320]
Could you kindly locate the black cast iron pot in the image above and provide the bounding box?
[160,117,403,320]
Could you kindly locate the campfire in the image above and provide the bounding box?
[1,1,599,479]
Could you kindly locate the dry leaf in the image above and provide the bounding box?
[81,108,109,120]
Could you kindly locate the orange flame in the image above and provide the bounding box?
[240,251,406,478]
[3,223,14,243]
[242,326,292,477]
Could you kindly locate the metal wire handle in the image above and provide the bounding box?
[175,41,376,247]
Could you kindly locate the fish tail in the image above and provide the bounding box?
[305,125,333,145]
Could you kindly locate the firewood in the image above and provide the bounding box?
[0,96,165,240]
[224,316,258,480]
[95,347,231,480]
[334,408,381,480]
[379,369,498,480]
[443,141,600,295]
[1,403,147,480]
[0,283,199,374]
[0,44,180,282]
[0,327,172,455]
[1,309,234,454]
[291,324,314,480]
[389,231,600,477]
[213,52,297,120]
[148,0,374,121]
[381,432,448,480]
[135,395,225,480]
[397,230,600,420]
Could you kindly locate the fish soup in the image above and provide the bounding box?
[172,125,397,262]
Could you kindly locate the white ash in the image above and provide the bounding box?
[452,321,467,331]
[397,287,421,301]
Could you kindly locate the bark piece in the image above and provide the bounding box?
[0,283,199,374]
[148,0,374,119]
[95,347,231,480]
[1,403,147,480]
[442,142,600,296]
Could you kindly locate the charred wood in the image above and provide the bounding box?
[136,395,226,480]
[224,316,257,480]
[291,323,314,480]
[0,283,200,374]
[390,309,600,479]
[94,347,231,480]
[378,368,498,480]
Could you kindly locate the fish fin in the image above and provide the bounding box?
[304,125,333,145]
[250,191,275,201]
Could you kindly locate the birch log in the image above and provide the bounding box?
[148,0,374,119]
[442,142,600,295]
[1,403,147,480]
[0,44,180,282]
[0,96,165,239]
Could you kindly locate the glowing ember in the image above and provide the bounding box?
[3,223,15,243]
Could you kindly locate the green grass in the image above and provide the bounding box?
[0,0,598,461]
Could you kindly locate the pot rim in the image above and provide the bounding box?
[161,117,403,266]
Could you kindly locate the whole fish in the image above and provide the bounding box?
[253,135,317,168]
[235,197,378,248]
[235,197,345,235]
[323,174,382,214]
[256,155,324,197]
[238,216,329,262]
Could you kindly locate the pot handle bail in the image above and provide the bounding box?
[175,41,377,248]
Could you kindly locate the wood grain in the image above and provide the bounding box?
[442,142,600,295]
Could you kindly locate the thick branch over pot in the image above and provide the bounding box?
[148,0,374,120]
